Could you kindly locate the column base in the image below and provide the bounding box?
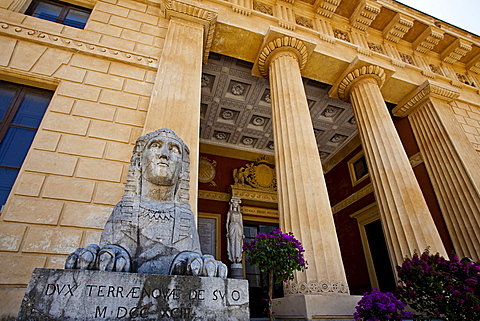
[273,294,361,321]
[230,263,243,279]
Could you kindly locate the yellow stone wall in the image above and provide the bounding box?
[451,100,480,155]
[0,0,169,315]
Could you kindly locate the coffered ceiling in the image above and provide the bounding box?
[200,52,357,163]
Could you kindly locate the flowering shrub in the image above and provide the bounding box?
[243,228,307,283]
[354,289,412,321]
[243,228,307,320]
[396,250,480,320]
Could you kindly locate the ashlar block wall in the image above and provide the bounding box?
[0,0,168,316]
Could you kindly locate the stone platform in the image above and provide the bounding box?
[18,268,249,320]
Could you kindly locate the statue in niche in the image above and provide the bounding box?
[65,128,227,278]
[226,197,243,264]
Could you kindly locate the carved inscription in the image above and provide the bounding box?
[19,269,250,320]
[41,281,242,319]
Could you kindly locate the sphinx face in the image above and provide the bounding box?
[141,135,183,187]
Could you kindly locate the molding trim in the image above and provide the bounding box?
[198,190,230,202]
[0,22,158,69]
[332,183,374,214]
[284,280,349,295]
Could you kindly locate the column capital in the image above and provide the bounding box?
[393,80,460,117]
[329,56,395,102]
[253,26,316,78]
[161,0,217,63]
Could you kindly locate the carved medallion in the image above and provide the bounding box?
[232,156,276,190]
[198,157,217,186]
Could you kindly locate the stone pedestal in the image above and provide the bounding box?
[273,294,361,321]
[18,269,249,320]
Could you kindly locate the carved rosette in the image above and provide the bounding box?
[337,65,387,101]
[257,36,309,78]
[284,280,349,295]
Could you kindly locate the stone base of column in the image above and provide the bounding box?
[230,263,243,279]
[273,294,360,321]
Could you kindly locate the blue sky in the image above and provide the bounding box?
[397,0,480,36]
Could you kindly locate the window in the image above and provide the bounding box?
[0,81,53,206]
[348,151,369,186]
[25,0,91,29]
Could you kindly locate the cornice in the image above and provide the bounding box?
[162,0,218,63]
[313,0,341,18]
[383,13,414,43]
[0,22,158,69]
[337,65,387,101]
[393,80,460,117]
[198,190,231,202]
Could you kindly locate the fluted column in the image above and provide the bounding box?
[394,81,480,261]
[337,65,447,269]
[259,37,349,295]
[143,0,217,215]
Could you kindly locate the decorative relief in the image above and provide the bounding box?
[413,26,444,54]
[241,136,257,146]
[257,36,309,78]
[199,190,231,202]
[214,131,230,140]
[253,1,273,15]
[198,157,217,186]
[383,13,414,43]
[0,23,157,69]
[233,156,276,190]
[332,183,374,214]
[314,0,341,18]
[295,15,313,29]
[400,53,415,66]
[333,29,350,42]
[231,83,245,95]
[321,105,343,118]
[330,134,348,144]
[368,42,384,54]
[266,141,274,150]
[441,39,472,65]
[429,64,443,76]
[284,280,349,295]
[337,65,387,101]
[409,152,423,168]
[350,0,382,31]
[456,73,476,87]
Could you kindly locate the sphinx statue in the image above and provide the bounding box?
[65,128,227,278]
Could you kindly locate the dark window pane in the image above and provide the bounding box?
[0,85,17,122]
[0,168,19,205]
[354,156,368,180]
[64,8,90,28]
[0,127,37,168]
[11,90,51,128]
[32,2,62,22]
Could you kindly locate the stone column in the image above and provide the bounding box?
[394,81,480,261]
[143,0,217,215]
[257,35,349,295]
[336,65,447,269]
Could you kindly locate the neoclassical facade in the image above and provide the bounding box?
[1,0,480,319]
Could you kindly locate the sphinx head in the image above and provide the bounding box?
[124,128,190,204]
